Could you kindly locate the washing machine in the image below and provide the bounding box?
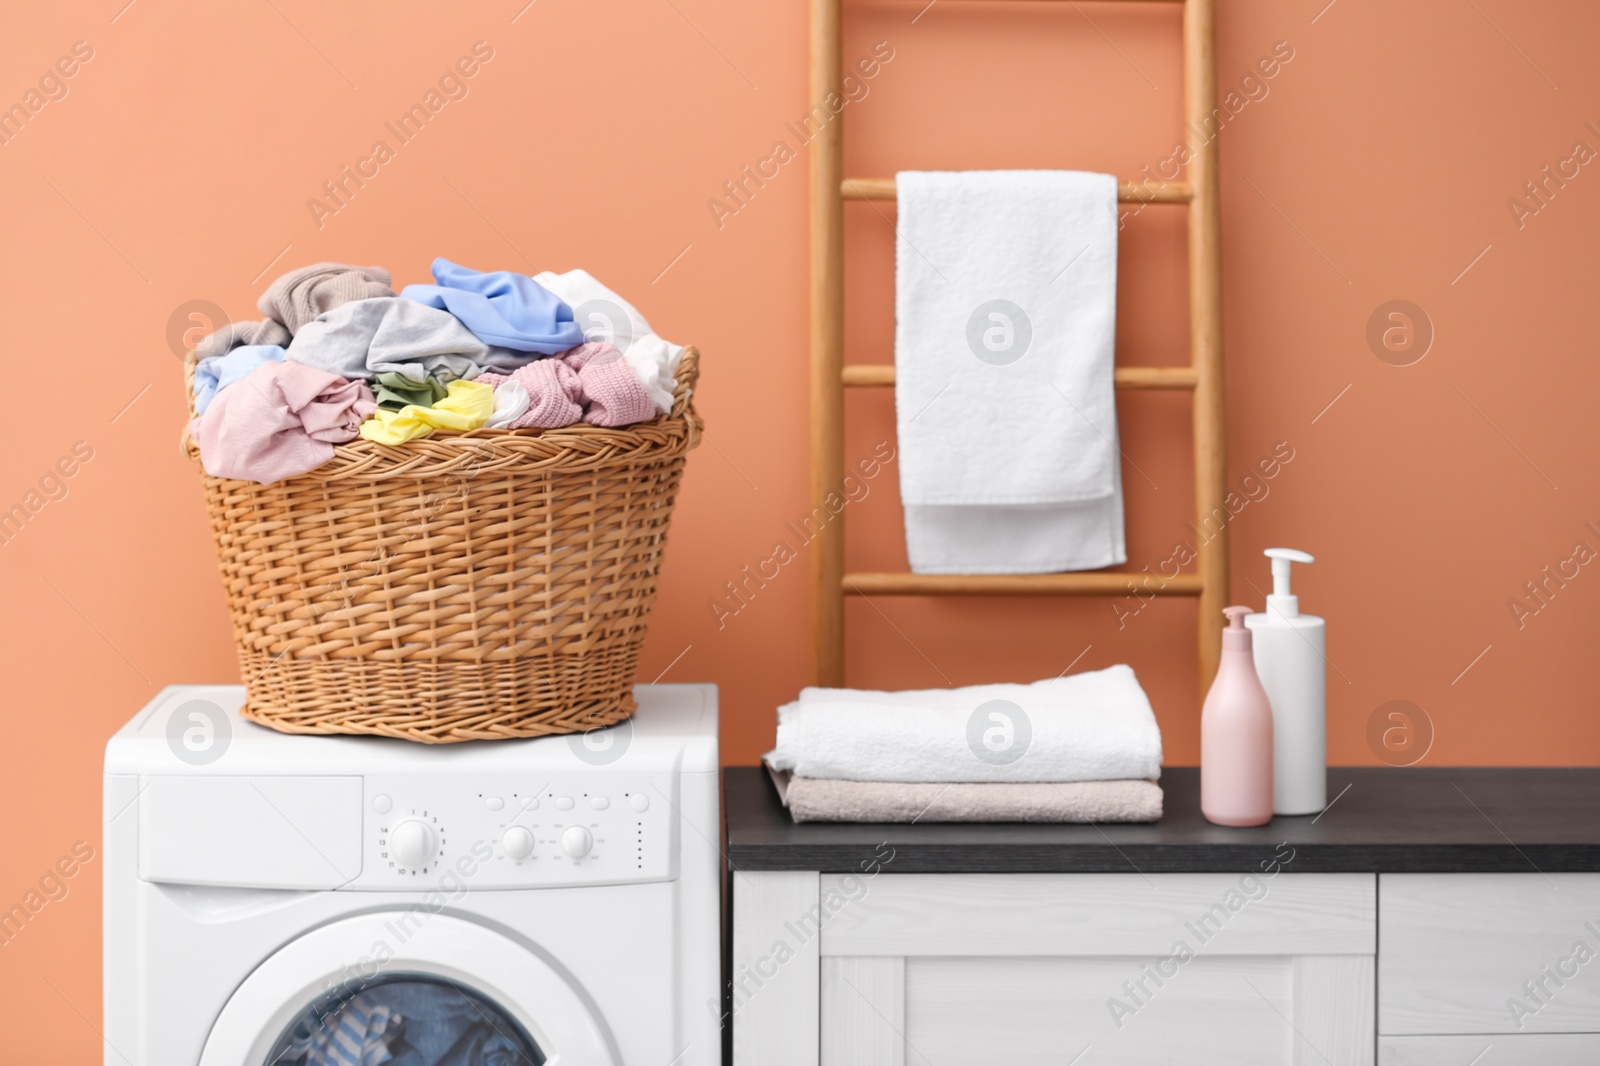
[103,683,720,1065]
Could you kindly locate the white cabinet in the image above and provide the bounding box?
[725,769,1600,1064]
[733,872,1376,1065]
[735,870,1600,1064]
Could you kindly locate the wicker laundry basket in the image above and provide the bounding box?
[185,349,700,743]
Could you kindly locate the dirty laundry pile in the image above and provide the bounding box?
[188,259,686,484]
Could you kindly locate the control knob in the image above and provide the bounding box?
[390,819,437,868]
[502,825,535,860]
[560,825,593,859]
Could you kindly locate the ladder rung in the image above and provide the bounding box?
[842,365,1198,389]
[863,0,1184,3]
[842,178,1193,204]
[845,572,1205,596]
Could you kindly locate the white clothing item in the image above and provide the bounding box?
[895,169,1125,573]
[534,268,685,413]
[765,664,1162,784]
[484,378,532,428]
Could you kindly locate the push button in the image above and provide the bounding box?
[629,793,649,813]
[483,796,505,811]
[555,796,575,811]
[590,796,610,810]
[372,794,393,814]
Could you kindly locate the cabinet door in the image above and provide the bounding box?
[1379,873,1600,1035]
[896,953,1372,1066]
[734,872,1377,1066]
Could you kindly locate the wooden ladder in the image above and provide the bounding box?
[809,0,1229,701]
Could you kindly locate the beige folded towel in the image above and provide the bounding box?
[768,766,1162,824]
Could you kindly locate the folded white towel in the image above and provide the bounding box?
[764,664,1162,784]
[895,169,1126,573]
[533,268,685,414]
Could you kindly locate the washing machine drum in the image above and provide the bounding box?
[268,974,542,1065]
[200,913,615,1066]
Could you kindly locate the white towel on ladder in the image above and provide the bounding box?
[894,169,1126,574]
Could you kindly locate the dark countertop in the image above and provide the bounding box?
[724,766,1600,873]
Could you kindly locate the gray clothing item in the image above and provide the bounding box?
[194,262,391,361]
[193,318,291,360]
[258,261,393,334]
[286,297,489,382]
[479,343,551,373]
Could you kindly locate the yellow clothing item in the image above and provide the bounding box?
[359,379,496,445]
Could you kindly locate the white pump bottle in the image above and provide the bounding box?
[1244,548,1326,815]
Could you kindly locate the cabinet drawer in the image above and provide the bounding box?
[1380,1034,1600,1065]
[1379,873,1600,1034]
[819,872,1374,956]
[899,955,1373,1066]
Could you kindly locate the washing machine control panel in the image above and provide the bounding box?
[351,774,677,890]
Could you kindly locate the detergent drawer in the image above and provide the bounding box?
[138,775,362,889]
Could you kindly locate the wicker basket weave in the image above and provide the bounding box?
[186,348,701,743]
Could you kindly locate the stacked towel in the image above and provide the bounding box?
[764,664,1163,823]
[770,770,1164,824]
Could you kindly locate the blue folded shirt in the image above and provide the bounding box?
[401,257,586,354]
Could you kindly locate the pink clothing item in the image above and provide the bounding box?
[473,343,657,430]
[191,360,376,485]
[476,359,585,429]
[562,342,658,427]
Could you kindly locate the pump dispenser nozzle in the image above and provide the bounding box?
[1264,548,1314,618]
[1221,605,1254,649]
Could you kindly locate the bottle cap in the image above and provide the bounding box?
[1222,605,1253,650]
[1264,547,1314,619]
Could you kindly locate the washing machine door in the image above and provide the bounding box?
[200,912,616,1066]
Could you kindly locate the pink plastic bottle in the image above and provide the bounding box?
[1201,606,1275,826]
